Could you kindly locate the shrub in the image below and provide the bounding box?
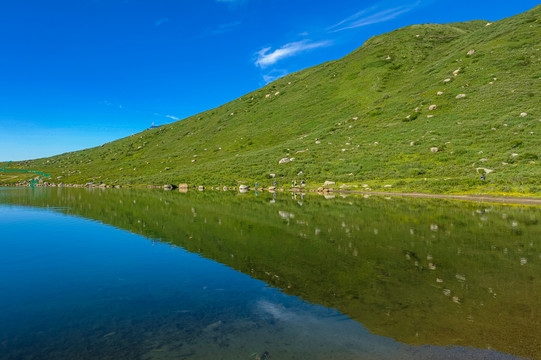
[409,168,426,176]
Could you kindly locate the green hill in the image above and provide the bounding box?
[2,5,541,194]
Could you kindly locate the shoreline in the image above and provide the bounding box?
[330,189,541,206]
[3,183,541,206]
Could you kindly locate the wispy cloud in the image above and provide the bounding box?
[262,69,289,84]
[155,18,169,27]
[328,1,420,32]
[212,21,242,34]
[255,40,332,68]
[215,0,249,7]
[166,115,180,121]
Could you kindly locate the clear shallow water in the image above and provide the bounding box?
[0,188,540,359]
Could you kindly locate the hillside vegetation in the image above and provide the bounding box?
[2,5,541,194]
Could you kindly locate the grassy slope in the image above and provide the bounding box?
[2,5,541,194]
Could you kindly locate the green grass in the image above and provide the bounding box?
[2,5,541,194]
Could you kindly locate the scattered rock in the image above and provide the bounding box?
[511,153,519,157]
[456,93,467,99]
[476,168,494,174]
[265,94,271,98]
[410,141,415,146]
[165,167,170,170]
[453,69,460,76]
[467,49,475,56]
[437,91,443,95]
[429,105,437,110]
[275,91,280,96]
[385,56,391,60]
[520,112,528,117]
[430,147,439,153]
[352,117,359,120]
[486,22,492,26]
[279,158,291,164]
[269,173,276,178]
[444,78,451,83]
[384,184,392,188]
[191,159,196,163]
[427,115,434,118]
[324,181,336,186]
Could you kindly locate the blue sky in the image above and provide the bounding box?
[1,0,539,161]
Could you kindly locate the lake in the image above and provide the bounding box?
[1,187,540,359]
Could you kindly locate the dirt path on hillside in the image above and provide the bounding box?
[335,190,541,206]
[0,176,18,182]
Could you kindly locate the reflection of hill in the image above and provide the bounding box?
[2,188,540,358]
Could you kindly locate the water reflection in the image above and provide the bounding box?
[1,187,540,359]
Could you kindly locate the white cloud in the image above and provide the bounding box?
[328,1,420,32]
[166,115,180,121]
[262,69,289,84]
[155,18,169,27]
[255,40,332,68]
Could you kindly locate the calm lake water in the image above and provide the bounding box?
[1,187,540,360]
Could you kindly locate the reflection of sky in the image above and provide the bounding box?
[0,205,523,360]
[254,299,520,360]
